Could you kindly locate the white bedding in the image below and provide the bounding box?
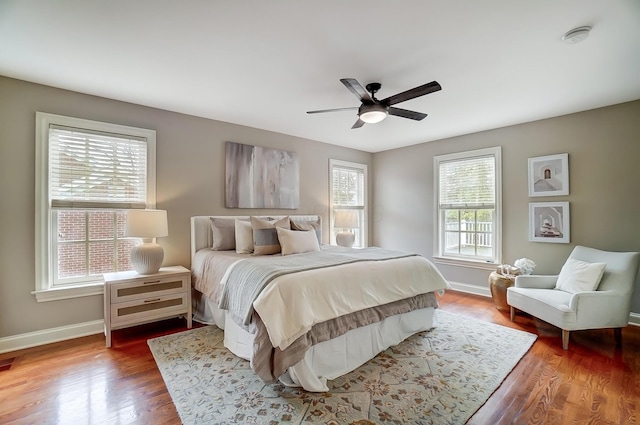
[190,215,449,392]
[250,253,448,350]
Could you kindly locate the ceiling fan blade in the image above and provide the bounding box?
[351,118,366,129]
[341,78,373,103]
[381,81,442,106]
[307,107,358,114]
[388,107,427,121]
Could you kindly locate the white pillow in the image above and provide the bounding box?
[555,258,606,293]
[276,227,320,256]
[235,219,254,254]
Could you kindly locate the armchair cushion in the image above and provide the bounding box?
[555,258,606,294]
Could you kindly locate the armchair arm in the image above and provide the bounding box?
[514,274,558,289]
[569,290,631,328]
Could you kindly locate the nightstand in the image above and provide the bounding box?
[103,265,192,348]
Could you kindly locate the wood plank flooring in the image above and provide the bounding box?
[0,290,638,424]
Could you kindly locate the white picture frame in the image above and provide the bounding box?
[528,153,569,197]
[529,202,570,243]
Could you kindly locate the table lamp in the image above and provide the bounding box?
[125,209,168,274]
[334,210,358,248]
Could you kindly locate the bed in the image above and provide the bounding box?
[190,215,449,392]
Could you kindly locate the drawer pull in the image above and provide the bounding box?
[144,298,162,303]
[143,280,161,285]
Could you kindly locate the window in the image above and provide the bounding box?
[35,112,156,301]
[330,159,367,247]
[434,147,501,264]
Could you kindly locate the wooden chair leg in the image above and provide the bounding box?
[614,328,623,347]
[562,330,570,350]
[510,306,515,322]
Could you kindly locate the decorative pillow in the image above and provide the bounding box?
[210,218,236,251]
[277,227,320,256]
[251,216,291,255]
[555,258,606,294]
[290,218,322,244]
[235,219,254,254]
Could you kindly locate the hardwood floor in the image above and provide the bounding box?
[1,291,638,424]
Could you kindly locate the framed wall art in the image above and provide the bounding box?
[225,141,299,209]
[528,153,569,197]
[528,201,570,243]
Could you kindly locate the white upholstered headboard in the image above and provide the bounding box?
[190,215,321,261]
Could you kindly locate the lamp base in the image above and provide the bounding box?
[130,242,164,274]
[336,232,355,248]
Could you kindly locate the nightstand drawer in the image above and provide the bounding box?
[110,293,189,327]
[110,274,189,303]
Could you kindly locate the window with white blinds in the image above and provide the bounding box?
[329,159,367,247]
[49,125,148,209]
[434,147,501,263]
[35,112,156,301]
[439,155,495,209]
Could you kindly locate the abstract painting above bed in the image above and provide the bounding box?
[225,142,299,209]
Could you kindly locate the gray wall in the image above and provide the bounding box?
[373,100,640,314]
[2,74,639,340]
[0,76,372,338]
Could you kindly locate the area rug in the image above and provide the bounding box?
[148,310,536,425]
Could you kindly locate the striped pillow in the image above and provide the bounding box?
[251,216,291,255]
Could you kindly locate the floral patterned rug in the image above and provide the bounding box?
[148,310,536,425]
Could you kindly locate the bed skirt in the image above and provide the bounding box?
[192,290,437,392]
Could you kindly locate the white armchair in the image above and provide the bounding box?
[507,246,640,350]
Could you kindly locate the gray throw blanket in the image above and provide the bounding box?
[218,246,417,325]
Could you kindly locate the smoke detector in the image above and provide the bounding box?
[562,26,591,44]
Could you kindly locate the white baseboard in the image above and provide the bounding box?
[0,320,104,354]
[446,280,491,298]
[630,313,640,327]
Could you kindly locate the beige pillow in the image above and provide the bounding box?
[235,219,254,254]
[251,216,291,255]
[277,227,320,256]
[555,258,606,293]
[210,218,236,251]
[290,218,322,244]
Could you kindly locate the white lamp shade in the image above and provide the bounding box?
[334,210,359,229]
[125,209,168,274]
[125,209,168,239]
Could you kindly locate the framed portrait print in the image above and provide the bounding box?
[528,153,569,197]
[529,202,570,243]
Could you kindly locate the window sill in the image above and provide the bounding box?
[32,282,104,302]
[432,256,498,271]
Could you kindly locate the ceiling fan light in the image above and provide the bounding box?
[359,104,388,123]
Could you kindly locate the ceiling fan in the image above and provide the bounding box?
[307,78,442,129]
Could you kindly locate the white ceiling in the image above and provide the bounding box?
[1,1,639,153]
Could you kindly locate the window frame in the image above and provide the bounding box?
[433,147,502,267]
[329,159,368,248]
[34,112,156,302]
